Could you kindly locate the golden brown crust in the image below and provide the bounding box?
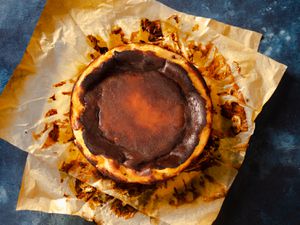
[71,43,212,184]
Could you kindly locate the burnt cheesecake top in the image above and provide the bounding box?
[71,44,212,183]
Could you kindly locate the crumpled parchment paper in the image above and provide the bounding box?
[0,0,286,224]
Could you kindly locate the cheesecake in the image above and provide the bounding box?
[71,44,212,184]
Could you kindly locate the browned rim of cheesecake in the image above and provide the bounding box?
[71,44,212,184]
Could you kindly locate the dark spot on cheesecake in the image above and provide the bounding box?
[99,47,109,54]
[204,174,215,183]
[92,169,103,180]
[89,53,96,60]
[62,91,72,96]
[110,199,137,219]
[87,35,108,54]
[60,161,75,174]
[111,27,122,35]
[141,18,163,42]
[53,81,66,87]
[49,94,56,101]
[169,177,202,206]
[79,162,88,169]
[171,15,179,23]
[88,191,114,209]
[45,109,57,117]
[41,123,59,148]
[74,179,96,202]
[110,26,129,45]
[221,101,248,134]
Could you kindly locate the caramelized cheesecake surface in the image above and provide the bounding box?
[71,44,212,183]
[96,72,186,168]
[79,50,206,172]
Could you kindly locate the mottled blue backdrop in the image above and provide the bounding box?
[0,0,299,225]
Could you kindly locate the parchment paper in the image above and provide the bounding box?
[18,153,163,225]
[0,0,286,224]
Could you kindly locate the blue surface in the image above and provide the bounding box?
[0,0,46,92]
[0,0,300,225]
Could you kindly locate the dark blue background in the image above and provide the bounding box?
[0,0,299,224]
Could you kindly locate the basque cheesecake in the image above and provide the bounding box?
[71,44,212,184]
